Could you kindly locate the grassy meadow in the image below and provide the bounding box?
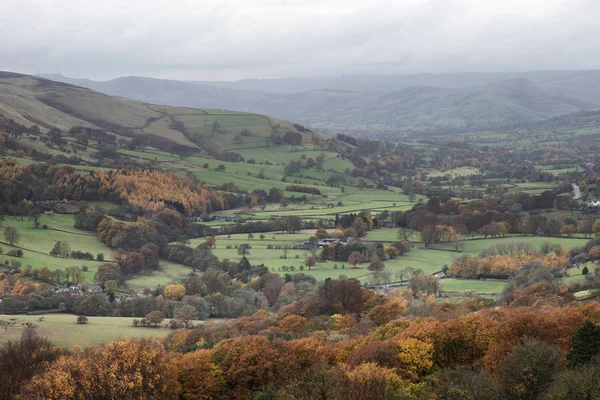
[0,314,219,348]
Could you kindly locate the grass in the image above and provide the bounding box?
[439,279,507,294]
[185,230,591,294]
[0,214,190,286]
[427,167,481,178]
[0,314,216,348]
[126,261,193,291]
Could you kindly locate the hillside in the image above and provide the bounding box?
[0,72,320,156]
[41,73,596,134]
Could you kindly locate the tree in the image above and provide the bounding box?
[560,224,577,237]
[348,251,361,269]
[163,284,186,299]
[175,350,225,400]
[546,360,600,400]
[582,266,589,275]
[499,339,560,400]
[397,226,414,241]
[594,220,600,237]
[77,315,89,324]
[0,326,61,400]
[4,226,20,246]
[50,241,71,258]
[30,210,42,229]
[368,257,385,272]
[38,267,53,282]
[305,256,316,270]
[53,269,65,284]
[205,236,216,248]
[21,338,179,399]
[566,320,600,367]
[315,228,329,239]
[145,311,165,327]
[237,243,251,257]
[104,280,117,296]
[408,272,439,296]
[174,305,199,328]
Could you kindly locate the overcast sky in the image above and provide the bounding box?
[1,0,599,81]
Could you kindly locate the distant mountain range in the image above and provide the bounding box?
[40,70,600,135]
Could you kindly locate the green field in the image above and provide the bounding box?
[0,314,215,348]
[0,214,191,286]
[439,279,507,294]
[126,261,193,291]
[184,230,591,293]
[427,167,481,178]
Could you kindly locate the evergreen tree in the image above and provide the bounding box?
[566,320,600,367]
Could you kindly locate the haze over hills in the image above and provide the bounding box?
[40,70,600,135]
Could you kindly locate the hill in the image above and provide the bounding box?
[41,73,596,134]
[0,72,320,156]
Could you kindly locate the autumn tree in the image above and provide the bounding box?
[22,338,179,400]
[305,256,316,270]
[164,284,186,299]
[594,220,600,237]
[212,335,289,398]
[348,251,361,269]
[145,311,165,327]
[174,305,199,328]
[175,350,225,400]
[559,224,577,237]
[368,257,385,272]
[315,228,329,239]
[346,362,404,399]
[37,267,53,282]
[0,327,61,400]
[205,236,216,248]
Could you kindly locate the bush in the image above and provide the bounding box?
[81,265,88,272]
[77,315,88,324]
[97,253,105,261]
[7,249,23,257]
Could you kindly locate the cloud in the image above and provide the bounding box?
[1,0,598,80]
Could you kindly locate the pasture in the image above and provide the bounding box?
[0,314,217,348]
[182,229,591,294]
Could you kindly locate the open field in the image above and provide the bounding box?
[126,261,193,291]
[439,279,507,294]
[427,167,481,178]
[184,229,592,293]
[0,214,190,286]
[0,314,218,348]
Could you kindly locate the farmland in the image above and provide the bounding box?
[0,314,218,348]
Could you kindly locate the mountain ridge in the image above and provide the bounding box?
[38,71,599,134]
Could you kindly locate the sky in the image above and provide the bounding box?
[1,0,599,81]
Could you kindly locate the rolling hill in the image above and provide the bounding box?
[41,72,598,134]
[0,72,321,156]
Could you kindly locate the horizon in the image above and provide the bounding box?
[31,68,600,84]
